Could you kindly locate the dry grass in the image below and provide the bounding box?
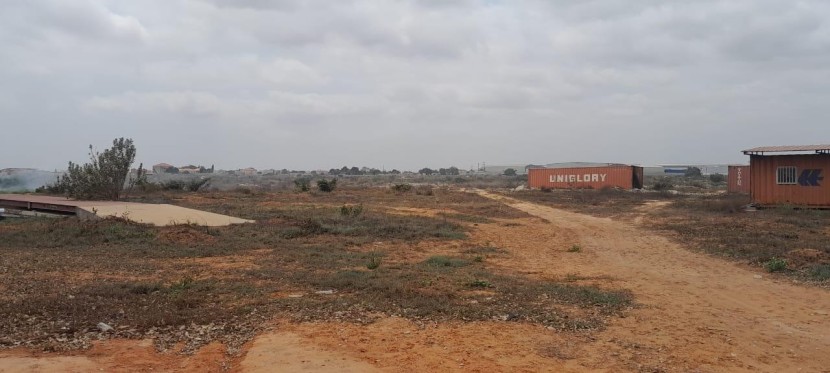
[0,188,631,353]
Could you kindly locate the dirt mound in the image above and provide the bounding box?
[786,248,830,268]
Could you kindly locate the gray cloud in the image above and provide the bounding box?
[1,0,829,171]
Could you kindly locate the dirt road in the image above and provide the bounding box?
[475,191,830,372]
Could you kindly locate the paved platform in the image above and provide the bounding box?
[0,194,253,227]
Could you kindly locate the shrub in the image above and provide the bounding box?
[317,179,337,193]
[415,186,434,196]
[685,167,703,178]
[161,180,186,191]
[568,244,582,253]
[186,178,211,192]
[294,178,311,192]
[366,252,382,270]
[809,264,830,281]
[468,279,491,288]
[652,178,674,191]
[709,173,726,183]
[391,183,412,194]
[424,256,470,268]
[503,168,517,177]
[764,257,788,272]
[339,204,364,217]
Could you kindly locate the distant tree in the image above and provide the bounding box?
[419,168,435,175]
[447,166,460,176]
[369,168,382,175]
[709,173,726,183]
[503,168,517,177]
[50,138,139,200]
[390,169,401,175]
[349,166,362,175]
[685,167,703,178]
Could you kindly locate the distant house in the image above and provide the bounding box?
[238,167,258,176]
[153,163,175,174]
[179,165,201,174]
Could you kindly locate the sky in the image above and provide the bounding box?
[1,0,829,171]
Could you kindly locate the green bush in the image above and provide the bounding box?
[391,183,412,193]
[764,257,788,272]
[809,264,830,281]
[709,173,726,183]
[568,244,582,253]
[317,179,337,192]
[294,178,311,192]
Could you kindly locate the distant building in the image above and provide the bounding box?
[152,163,175,174]
[179,166,201,174]
[238,167,258,176]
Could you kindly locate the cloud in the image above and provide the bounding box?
[2,0,830,170]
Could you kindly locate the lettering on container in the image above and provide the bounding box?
[548,174,608,183]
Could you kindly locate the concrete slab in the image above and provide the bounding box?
[0,194,253,227]
[77,204,253,227]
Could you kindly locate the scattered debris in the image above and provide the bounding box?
[97,323,114,333]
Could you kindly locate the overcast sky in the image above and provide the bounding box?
[2,0,829,171]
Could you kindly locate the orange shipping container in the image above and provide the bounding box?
[528,166,643,190]
[727,165,750,194]
[749,154,830,207]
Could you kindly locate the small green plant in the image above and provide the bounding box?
[764,257,788,273]
[568,244,582,253]
[809,264,830,281]
[473,256,484,263]
[468,279,491,288]
[424,256,470,268]
[169,276,195,292]
[366,252,382,270]
[317,178,337,192]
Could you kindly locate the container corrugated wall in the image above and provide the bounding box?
[727,165,750,194]
[749,154,830,207]
[528,166,642,190]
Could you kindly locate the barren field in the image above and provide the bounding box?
[1,187,829,372]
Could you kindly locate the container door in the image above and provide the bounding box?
[632,167,644,189]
